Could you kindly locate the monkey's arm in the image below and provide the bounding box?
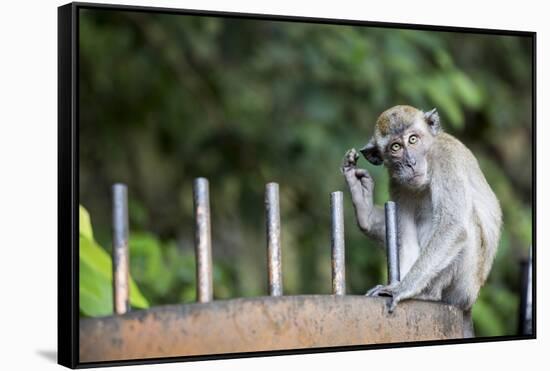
[342,149,386,244]
[349,186,385,243]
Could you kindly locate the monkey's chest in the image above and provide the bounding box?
[414,204,433,249]
[398,199,433,277]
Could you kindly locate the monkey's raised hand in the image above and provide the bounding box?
[341,148,374,201]
[341,148,385,242]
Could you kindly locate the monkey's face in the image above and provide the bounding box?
[360,105,441,190]
[384,125,432,189]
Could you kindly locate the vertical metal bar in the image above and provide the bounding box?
[331,191,346,295]
[385,201,400,284]
[525,246,533,335]
[265,182,282,296]
[519,246,533,335]
[112,183,130,315]
[193,178,213,303]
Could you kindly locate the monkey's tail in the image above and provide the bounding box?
[462,309,475,338]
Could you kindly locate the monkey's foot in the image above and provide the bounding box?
[366,284,394,297]
[366,283,403,313]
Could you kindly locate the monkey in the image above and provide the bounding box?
[341,105,502,338]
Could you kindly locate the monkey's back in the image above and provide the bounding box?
[436,133,502,290]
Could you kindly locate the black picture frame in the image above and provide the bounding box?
[58,2,537,368]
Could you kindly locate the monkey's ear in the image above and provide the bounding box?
[359,138,383,166]
[424,108,441,135]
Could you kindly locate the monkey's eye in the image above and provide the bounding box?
[391,143,401,152]
[409,135,418,144]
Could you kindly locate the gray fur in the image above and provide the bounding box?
[342,105,502,338]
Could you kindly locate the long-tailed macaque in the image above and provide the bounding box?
[342,105,502,338]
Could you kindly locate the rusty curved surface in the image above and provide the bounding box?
[80,295,463,363]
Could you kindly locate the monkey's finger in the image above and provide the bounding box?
[341,163,355,173]
[341,159,355,175]
[351,148,359,162]
[355,171,373,190]
[387,294,402,313]
[345,147,357,157]
[359,177,371,187]
[366,284,384,297]
[354,168,367,177]
[344,148,355,160]
[341,163,355,175]
[343,148,359,166]
[359,176,373,189]
[355,169,373,180]
[365,286,378,296]
[387,299,397,313]
[343,167,360,184]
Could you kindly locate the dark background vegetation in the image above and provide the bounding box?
[78,8,533,337]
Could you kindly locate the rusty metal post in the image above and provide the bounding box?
[193,178,213,303]
[330,191,345,295]
[385,201,400,284]
[112,183,130,315]
[265,182,282,296]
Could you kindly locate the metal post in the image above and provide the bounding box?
[112,183,130,315]
[519,246,533,335]
[265,182,282,296]
[193,178,213,303]
[385,201,400,284]
[330,191,346,295]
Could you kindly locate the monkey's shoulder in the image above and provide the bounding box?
[432,133,478,168]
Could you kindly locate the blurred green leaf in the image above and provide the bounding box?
[79,205,149,317]
[79,205,93,241]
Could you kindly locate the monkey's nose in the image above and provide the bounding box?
[405,161,416,171]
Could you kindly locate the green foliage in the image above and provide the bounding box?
[473,285,519,336]
[79,205,149,316]
[126,231,236,304]
[79,10,533,337]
